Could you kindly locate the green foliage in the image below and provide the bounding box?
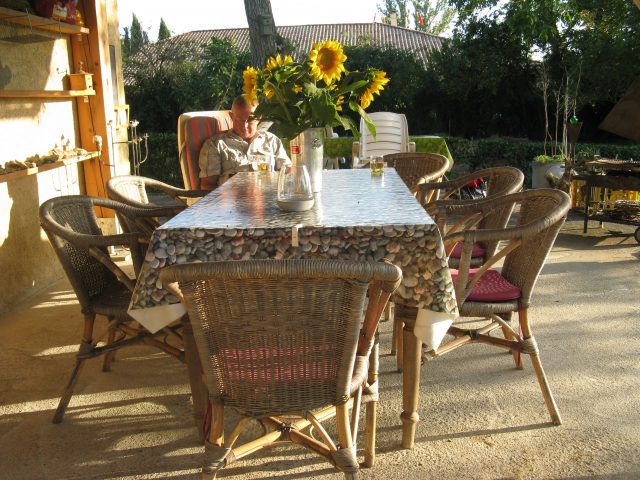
[139,132,640,189]
[125,37,249,133]
[412,0,456,35]
[441,0,640,141]
[423,17,543,138]
[129,14,149,56]
[533,154,566,164]
[158,18,171,41]
[378,0,411,27]
[139,133,181,186]
[343,44,431,133]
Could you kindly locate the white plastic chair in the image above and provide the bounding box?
[352,112,416,161]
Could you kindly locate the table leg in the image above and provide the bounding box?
[401,318,421,449]
[181,316,208,444]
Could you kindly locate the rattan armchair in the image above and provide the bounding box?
[106,175,208,237]
[160,259,401,479]
[418,166,524,266]
[39,195,185,424]
[391,167,524,363]
[397,188,570,426]
[383,152,450,193]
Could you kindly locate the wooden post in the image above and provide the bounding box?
[71,0,114,216]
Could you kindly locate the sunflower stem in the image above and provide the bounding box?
[264,79,294,125]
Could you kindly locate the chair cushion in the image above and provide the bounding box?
[450,268,521,302]
[448,242,486,259]
[180,112,232,189]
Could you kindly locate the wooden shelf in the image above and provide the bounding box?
[0,6,89,35]
[0,89,95,99]
[0,152,99,183]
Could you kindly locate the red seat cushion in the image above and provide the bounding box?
[449,242,486,259]
[450,268,521,302]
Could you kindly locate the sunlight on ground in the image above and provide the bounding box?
[0,386,190,416]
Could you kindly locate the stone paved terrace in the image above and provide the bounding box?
[0,212,638,479]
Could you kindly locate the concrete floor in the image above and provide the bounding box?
[1,212,639,479]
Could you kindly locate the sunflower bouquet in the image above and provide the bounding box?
[242,40,390,140]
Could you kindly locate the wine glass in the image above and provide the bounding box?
[277,164,315,211]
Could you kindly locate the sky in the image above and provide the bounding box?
[118,1,385,40]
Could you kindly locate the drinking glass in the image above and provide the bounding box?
[277,164,315,211]
[370,155,384,176]
[249,153,274,173]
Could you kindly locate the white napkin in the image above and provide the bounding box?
[414,309,457,352]
[128,303,186,334]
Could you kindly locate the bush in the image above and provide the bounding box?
[138,132,640,190]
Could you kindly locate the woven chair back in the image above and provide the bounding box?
[107,176,150,206]
[500,189,570,305]
[162,259,401,417]
[467,166,524,258]
[39,196,119,310]
[383,152,449,191]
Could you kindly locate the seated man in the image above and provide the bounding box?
[198,95,290,190]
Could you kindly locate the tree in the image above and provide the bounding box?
[129,13,149,56]
[121,27,131,60]
[378,0,455,34]
[158,18,171,41]
[244,0,278,67]
[378,0,410,27]
[125,37,250,132]
[412,0,455,36]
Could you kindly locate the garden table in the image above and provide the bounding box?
[128,168,458,448]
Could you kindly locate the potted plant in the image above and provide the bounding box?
[531,154,566,189]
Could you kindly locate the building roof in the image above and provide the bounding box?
[126,23,443,83]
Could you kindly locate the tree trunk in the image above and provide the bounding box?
[244,0,278,68]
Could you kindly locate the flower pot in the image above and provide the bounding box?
[290,128,324,192]
[531,161,564,189]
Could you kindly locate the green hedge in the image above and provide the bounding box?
[139,132,640,189]
[139,133,182,187]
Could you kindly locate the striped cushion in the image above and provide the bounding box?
[449,242,486,259]
[180,112,232,189]
[450,268,521,302]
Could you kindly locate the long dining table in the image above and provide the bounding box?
[128,168,458,448]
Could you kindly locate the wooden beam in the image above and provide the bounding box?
[71,0,114,217]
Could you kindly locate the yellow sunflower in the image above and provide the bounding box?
[360,71,390,109]
[293,84,303,94]
[266,54,293,71]
[335,95,345,111]
[308,40,347,85]
[242,66,258,103]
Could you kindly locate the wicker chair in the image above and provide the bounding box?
[397,188,570,426]
[106,175,208,238]
[39,195,185,424]
[160,259,401,479]
[418,166,524,267]
[391,167,524,363]
[383,152,450,193]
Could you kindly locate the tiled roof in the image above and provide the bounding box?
[125,23,443,83]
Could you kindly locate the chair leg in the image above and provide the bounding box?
[53,313,96,424]
[499,313,522,369]
[53,356,87,424]
[393,317,404,372]
[519,308,562,425]
[102,326,116,372]
[364,341,379,468]
[335,403,359,478]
